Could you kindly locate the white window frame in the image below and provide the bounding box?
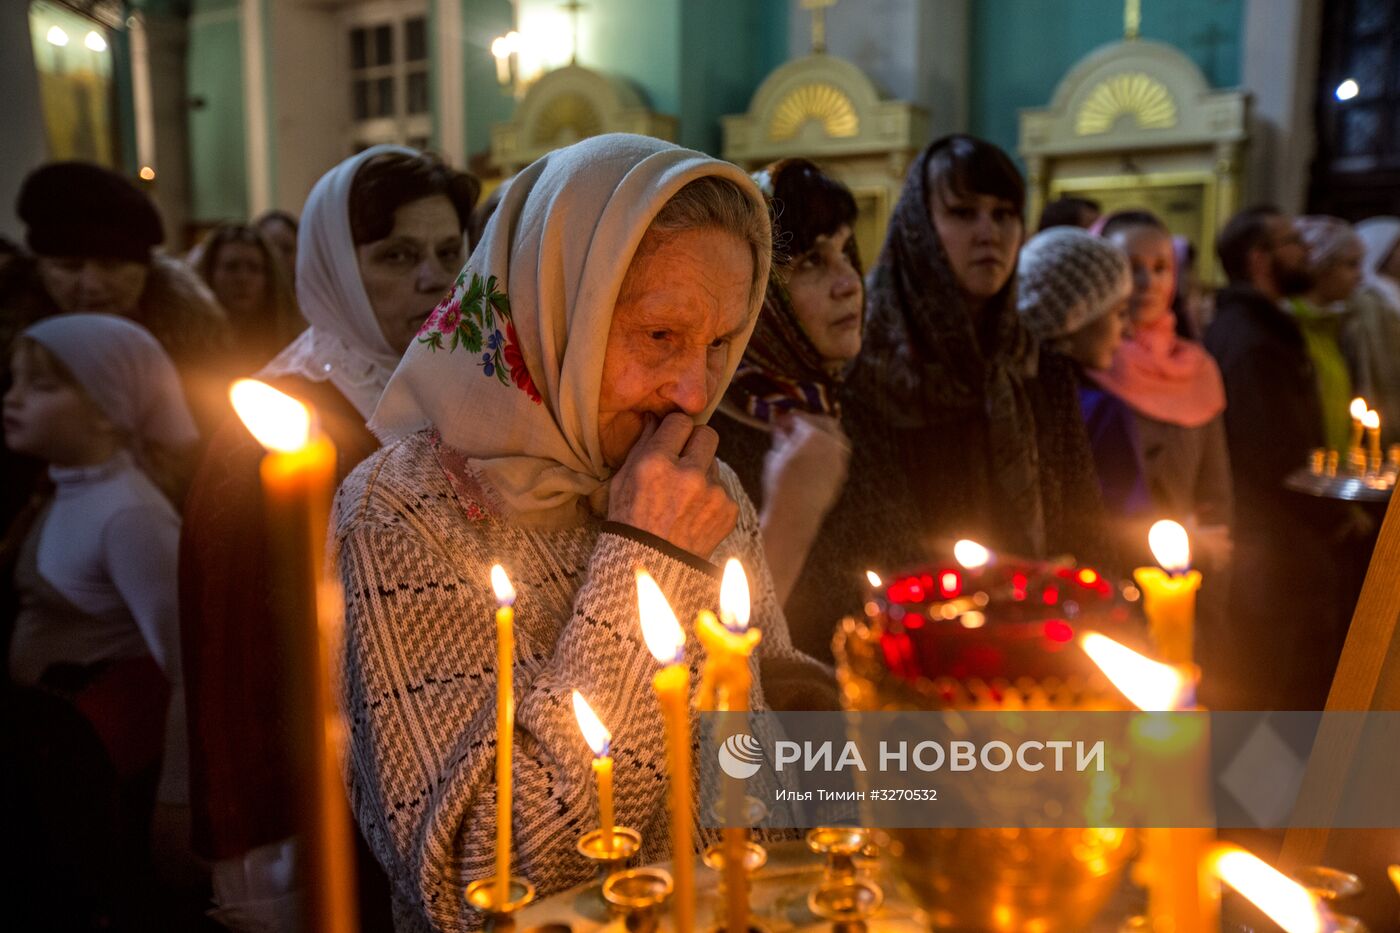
[342,0,431,151]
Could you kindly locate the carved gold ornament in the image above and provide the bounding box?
[532,91,603,146]
[1074,72,1177,136]
[768,83,859,141]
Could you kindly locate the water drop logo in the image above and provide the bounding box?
[717,733,763,780]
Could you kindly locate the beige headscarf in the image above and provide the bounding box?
[370,134,770,529]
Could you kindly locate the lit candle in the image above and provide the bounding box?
[637,569,694,933]
[1134,520,1201,665]
[572,690,614,853]
[953,538,992,571]
[1210,845,1329,933]
[490,32,515,86]
[491,564,516,907]
[229,379,357,933]
[1081,632,1216,933]
[1364,409,1382,472]
[1348,397,1368,455]
[697,559,761,933]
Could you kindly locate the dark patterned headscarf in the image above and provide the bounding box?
[724,159,859,423]
[853,135,1046,554]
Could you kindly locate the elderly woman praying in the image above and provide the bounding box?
[334,134,835,932]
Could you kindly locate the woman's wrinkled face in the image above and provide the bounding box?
[784,223,863,365]
[1311,239,1364,306]
[598,227,754,469]
[210,241,269,318]
[1063,293,1128,371]
[357,194,464,355]
[1108,225,1175,328]
[35,256,148,317]
[929,187,1022,308]
[3,345,113,465]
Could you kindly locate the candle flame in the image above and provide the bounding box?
[636,569,684,664]
[571,689,610,757]
[1363,409,1380,430]
[719,558,751,631]
[490,564,515,607]
[866,570,882,588]
[1080,632,1190,711]
[1148,520,1191,574]
[229,379,311,453]
[954,539,991,570]
[1210,846,1325,933]
[1350,397,1369,420]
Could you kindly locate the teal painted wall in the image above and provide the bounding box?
[461,0,516,162]
[679,0,788,154]
[970,0,1244,161]
[187,0,247,219]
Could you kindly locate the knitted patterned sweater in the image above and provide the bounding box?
[332,432,834,932]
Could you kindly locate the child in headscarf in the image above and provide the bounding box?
[3,312,196,925]
[1344,216,1400,445]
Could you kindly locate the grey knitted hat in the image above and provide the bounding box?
[1016,227,1131,341]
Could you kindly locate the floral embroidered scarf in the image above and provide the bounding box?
[370,134,770,529]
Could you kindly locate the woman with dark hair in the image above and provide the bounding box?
[254,209,299,278]
[193,223,302,373]
[179,147,479,930]
[851,134,1109,565]
[710,160,864,653]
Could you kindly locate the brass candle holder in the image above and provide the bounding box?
[805,826,873,883]
[466,876,538,927]
[577,826,643,879]
[807,876,885,925]
[602,867,674,932]
[701,839,769,874]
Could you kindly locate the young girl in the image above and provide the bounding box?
[3,312,196,924]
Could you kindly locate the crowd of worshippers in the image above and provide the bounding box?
[2,135,1398,931]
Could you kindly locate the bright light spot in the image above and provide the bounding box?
[1077,568,1099,586]
[490,564,515,607]
[1350,397,1369,420]
[939,571,961,596]
[1044,620,1074,643]
[1211,846,1325,933]
[228,379,311,453]
[719,558,750,631]
[1363,409,1380,430]
[138,166,156,181]
[571,689,610,757]
[1335,79,1359,101]
[953,539,990,570]
[84,30,106,52]
[46,25,69,46]
[1080,632,1189,711]
[636,570,684,665]
[490,31,520,59]
[865,570,882,588]
[959,611,986,629]
[1148,520,1191,574]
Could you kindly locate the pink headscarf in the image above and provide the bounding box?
[1090,213,1226,427]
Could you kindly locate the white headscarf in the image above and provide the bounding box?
[259,145,414,419]
[23,313,197,449]
[1355,217,1400,311]
[371,134,770,529]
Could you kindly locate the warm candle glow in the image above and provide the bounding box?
[1350,397,1368,421]
[954,539,991,570]
[1080,632,1190,711]
[1362,409,1380,430]
[637,570,684,664]
[1148,520,1191,575]
[229,379,312,453]
[1210,846,1325,933]
[865,570,882,588]
[719,559,751,631]
[490,564,516,607]
[571,689,610,757]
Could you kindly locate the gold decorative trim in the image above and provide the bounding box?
[1074,72,1177,136]
[531,92,603,146]
[768,83,859,141]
